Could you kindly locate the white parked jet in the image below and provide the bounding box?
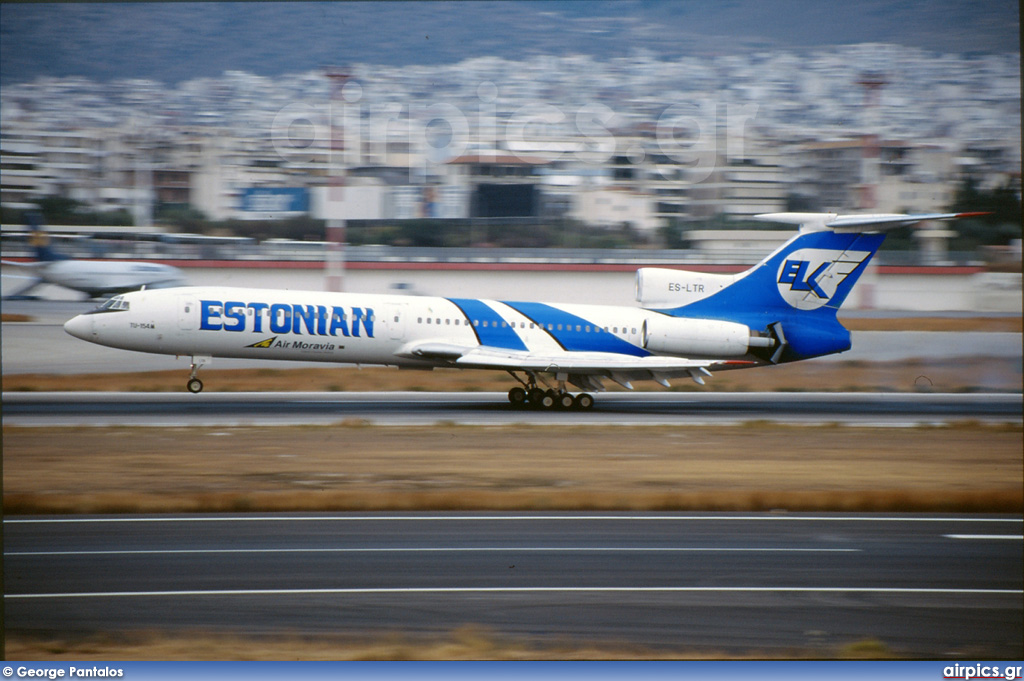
[2,232,185,299]
[63,212,980,409]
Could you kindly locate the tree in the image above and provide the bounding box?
[947,176,1022,249]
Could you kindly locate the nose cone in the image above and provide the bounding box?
[64,314,94,341]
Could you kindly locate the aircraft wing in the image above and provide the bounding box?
[396,341,752,388]
[1,262,44,298]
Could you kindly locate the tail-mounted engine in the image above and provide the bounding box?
[641,315,775,359]
[635,267,736,308]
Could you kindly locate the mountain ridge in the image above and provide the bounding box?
[1,1,1019,85]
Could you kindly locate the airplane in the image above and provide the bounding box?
[2,228,186,299]
[62,212,982,409]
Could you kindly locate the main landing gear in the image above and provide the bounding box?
[506,372,595,410]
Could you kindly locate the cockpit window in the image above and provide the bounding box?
[86,296,130,314]
[101,296,130,311]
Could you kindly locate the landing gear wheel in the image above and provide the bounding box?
[539,391,556,409]
[573,393,595,410]
[557,392,575,410]
[187,378,204,394]
[508,387,528,407]
[527,387,546,407]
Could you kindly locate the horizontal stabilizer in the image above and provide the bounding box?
[754,212,990,233]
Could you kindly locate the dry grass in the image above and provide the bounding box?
[4,423,1021,515]
[837,316,1022,332]
[4,628,893,661]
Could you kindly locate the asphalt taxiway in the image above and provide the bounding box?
[4,512,1022,656]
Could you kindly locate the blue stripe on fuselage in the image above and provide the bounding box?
[447,298,528,351]
[502,301,649,357]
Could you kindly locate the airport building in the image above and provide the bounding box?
[1,45,1018,234]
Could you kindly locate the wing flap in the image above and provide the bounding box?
[394,341,754,386]
[454,346,735,374]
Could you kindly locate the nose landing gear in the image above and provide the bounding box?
[186,355,211,394]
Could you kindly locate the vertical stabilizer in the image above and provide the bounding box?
[650,212,979,362]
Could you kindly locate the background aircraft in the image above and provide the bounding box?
[63,212,981,408]
[2,227,186,299]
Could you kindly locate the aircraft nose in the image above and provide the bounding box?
[63,314,94,340]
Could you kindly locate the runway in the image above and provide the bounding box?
[4,390,1021,426]
[4,513,1022,656]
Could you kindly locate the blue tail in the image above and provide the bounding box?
[32,236,69,262]
[657,228,887,362]
[25,212,69,262]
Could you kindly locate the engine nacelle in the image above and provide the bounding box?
[642,315,766,358]
[635,267,735,308]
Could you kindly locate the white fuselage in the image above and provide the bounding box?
[63,285,757,368]
[40,260,185,296]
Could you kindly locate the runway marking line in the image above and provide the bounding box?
[6,586,1022,600]
[6,547,862,557]
[944,534,1024,540]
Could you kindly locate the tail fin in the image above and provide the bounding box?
[29,231,68,262]
[640,212,979,362]
[25,213,68,262]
